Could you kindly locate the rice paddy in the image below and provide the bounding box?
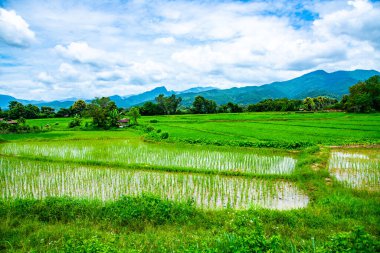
[1,113,380,252]
[0,158,308,210]
[328,149,380,191]
[0,141,296,175]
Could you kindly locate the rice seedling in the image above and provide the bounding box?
[0,141,297,175]
[0,158,308,210]
[328,150,380,191]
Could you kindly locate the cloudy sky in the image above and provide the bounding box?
[0,0,379,101]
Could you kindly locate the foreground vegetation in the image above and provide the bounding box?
[0,112,379,252]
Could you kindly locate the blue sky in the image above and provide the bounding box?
[0,0,379,100]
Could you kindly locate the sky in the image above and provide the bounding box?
[0,0,379,101]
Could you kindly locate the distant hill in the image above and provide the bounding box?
[1,69,379,109]
[0,94,17,109]
[176,86,218,94]
[177,69,380,106]
[112,86,174,108]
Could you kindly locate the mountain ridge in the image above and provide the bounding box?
[1,69,378,109]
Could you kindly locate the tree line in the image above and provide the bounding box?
[1,75,378,129]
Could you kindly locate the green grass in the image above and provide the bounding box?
[141,112,380,147]
[0,112,379,252]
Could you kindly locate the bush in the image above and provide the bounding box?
[68,115,82,128]
[319,227,380,252]
[63,236,120,253]
[145,125,155,133]
[150,119,158,123]
[160,132,169,139]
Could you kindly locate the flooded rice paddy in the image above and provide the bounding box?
[0,158,308,210]
[1,141,296,175]
[328,149,380,191]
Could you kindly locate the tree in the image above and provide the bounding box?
[140,102,164,115]
[40,106,55,118]
[8,101,26,119]
[344,75,380,112]
[24,104,40,119]
[155,94,182,115]
[71,100,87,116]
[87,97,119,129]
[68,114,82,128]
[303,97,316,111]
[56,108,71,117]
[128,107,141,125]
[219,102,243,113]
[109,109,120,127]
[192,96,217,114]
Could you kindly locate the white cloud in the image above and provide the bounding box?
[0,8,35,47]
[0,0,379,101]
[313,0,380,48]
[153,37,175,45]
[55,41,126,67]
[36,71,54,84]
[58,63,83,81]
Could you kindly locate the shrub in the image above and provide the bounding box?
[319,227,380,252]
[160,132,169,139]
[150,119,158,123]
[145,125,154,132]
[68,115,82,128]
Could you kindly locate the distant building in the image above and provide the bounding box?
[7,120,18,124]
[118,118,130,128]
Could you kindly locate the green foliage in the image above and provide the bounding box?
[70,99,87,116]
[218,102,243,113]
[0,195,197,226]
[344,75,380,112]
[40,106,56,118]
[192,96,217,114]
[212,214,284,252]
[63,236,120,253]
[319,227,380,252]
[140,101,165,115]
[155,94,182,115]
[128,107,141,125]
[0,120,43,134]
[160,132,169,139]
[68,114,82,128]
[248,98,303,112]
[87,97,119,129]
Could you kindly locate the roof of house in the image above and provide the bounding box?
[7,120,18,124]
[118,118,130,123]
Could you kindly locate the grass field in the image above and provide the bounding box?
[0,112,379,252]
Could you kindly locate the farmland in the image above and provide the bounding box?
[0,112,379,252]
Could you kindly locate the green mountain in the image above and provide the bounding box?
[110,86,174,107]
[177,69,380,106]
[1,69,379,109]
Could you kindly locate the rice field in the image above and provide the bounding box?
[0,141,296,175]
[0,158,308,210]
[328,149,380,191]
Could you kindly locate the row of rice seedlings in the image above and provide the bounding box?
[0,158,308,210]
[0,141,296,175]
[328,151,380,191]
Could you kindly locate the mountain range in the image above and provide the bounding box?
[0,69,378,109]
